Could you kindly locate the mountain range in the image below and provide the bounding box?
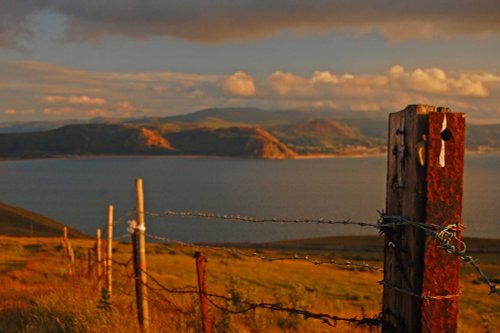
[0,107,498,159]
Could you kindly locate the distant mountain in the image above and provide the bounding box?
[0,124,173,157]
[0,123,296,159]
[151,107,307,125]
[268,119,378,154]
[0,119,85,133]
[165,126,297,159]
[0,107,498,159]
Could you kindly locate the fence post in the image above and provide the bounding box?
[194,251,211,333]
[106,204,114,297]
[382,105,465,332]
[62,226,74,275]
[133,178,150,333]
[96,228,102,290]
[87,248,92,278]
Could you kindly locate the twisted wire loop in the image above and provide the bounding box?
[114,211,136,226]
[205,293,383,328]
[144,233,383,272]
[379,214,500,296]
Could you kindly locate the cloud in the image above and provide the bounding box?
[0,1,499,49]
[1,61,499,123]
[4,108,17,115]
[43,95,106,105]
[43,107,75,116]
[265,66,500,100]
[387,65,498,97]
[223,72,256,97]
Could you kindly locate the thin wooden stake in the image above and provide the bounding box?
[62,226,74,275]
[106,204,114,297]
[133,178,149,333]
[194,251,211,333]
[96,228,102,291]
[87,248,92,279]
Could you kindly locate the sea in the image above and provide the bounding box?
[0,153,498,243]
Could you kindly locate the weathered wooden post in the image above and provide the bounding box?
[106,204,114,297]
[133,178,150,332]
[194,251,211,333]
[96,228,102,290]
[382,105,465,332]
[62,226,74,275]
[87,248,92,278]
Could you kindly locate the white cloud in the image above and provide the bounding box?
[1,61,499,123]
[43,95,106,105]
[223,72,256,97]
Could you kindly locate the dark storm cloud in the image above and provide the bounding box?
[0,1,499,49]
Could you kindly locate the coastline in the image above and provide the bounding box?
[0,149,498,162]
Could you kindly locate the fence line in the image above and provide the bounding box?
[113,209,499,296]
[102,207,500,298]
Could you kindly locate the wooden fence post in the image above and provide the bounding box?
[87,248,92,278]
[194,251,211,333]
[96,228,102,290]
[62,226,74,275]
[106,204,114,297]
[382,105,465,332]
[133,178,150,333]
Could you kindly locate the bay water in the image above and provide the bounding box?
[0,153,498,242]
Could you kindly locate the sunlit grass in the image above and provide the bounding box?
[0,236,498,332]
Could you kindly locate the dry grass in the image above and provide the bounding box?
[0,236,498,333]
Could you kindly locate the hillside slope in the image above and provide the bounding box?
[0,123,296,159]
[268,119,377,154]
[0,202,87,238]
[165,126,297,159]
[0,124,173,158]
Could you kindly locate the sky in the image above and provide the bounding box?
[1,1,499,124]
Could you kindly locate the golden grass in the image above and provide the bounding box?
[0,236,498,333]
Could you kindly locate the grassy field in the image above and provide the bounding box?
[0,234,498,333]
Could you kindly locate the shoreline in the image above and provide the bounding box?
[1,150,498,162]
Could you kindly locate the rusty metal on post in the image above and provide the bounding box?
[382,105,465,332]
[194,251,211,333]
[106,204,114,297]
[96,228,102,290]
[133,178,150,333]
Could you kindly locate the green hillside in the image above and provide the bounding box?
[0,202,88,238]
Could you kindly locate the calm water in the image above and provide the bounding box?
[0,153,498,242]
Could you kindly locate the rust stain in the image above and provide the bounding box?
[423,111,465,333]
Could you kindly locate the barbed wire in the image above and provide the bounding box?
[380,215,500,296]
[115,208,499,296]
[127,262,382,328]
[144,233,383,272]
[144,209,381,228]
[206,292,382,328]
